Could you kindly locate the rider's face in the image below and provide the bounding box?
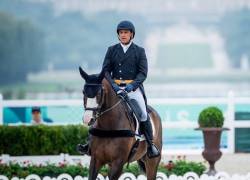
[118,30,133,45]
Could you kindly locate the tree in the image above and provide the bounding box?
[0,12,45,85]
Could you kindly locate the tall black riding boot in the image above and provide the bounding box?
[140,119,160,158]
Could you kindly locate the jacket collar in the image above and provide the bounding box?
[120,41,133,53]
[117,43,135,63]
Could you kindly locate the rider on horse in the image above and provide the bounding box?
[77,20,160,158]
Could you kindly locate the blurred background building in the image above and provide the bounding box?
[0,0,250,99]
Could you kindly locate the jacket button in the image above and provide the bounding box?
[119,70,122,73]
[119,63,121,66]
[120,77,122,80]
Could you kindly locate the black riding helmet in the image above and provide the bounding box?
[117,20,135,38]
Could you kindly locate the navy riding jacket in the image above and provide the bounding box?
[102,42,148,90]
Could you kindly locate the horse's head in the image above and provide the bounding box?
[79,67,105,124]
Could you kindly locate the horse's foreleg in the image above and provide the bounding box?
[144,156,161,180]
[88,157,103,180]
[108,160,125,180]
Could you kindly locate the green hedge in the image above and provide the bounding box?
[0,125,88,155]
[0,160,206,178]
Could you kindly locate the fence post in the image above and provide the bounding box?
[227,91,235,153]
[0,94,3,125]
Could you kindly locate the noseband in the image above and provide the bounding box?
[83,83,103,111]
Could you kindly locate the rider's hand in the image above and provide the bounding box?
[124,84,134,93]
[117,89,127,100]
[112,83,120,93]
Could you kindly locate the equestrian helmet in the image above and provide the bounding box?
[117,20,135,37]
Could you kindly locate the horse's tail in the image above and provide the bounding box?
[137,160,146,173]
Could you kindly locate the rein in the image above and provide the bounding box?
[94,99,122,120]
[89,98,137,138]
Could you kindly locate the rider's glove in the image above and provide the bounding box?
[117,89,128,100]
[124,84,134,93]
[112,83,120,93]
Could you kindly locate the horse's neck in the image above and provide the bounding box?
[96,88,130,130]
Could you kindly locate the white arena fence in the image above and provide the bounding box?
[1,172,250,180]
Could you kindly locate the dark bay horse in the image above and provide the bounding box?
[79,67,162,180]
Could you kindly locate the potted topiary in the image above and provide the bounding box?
[196,106,229,176]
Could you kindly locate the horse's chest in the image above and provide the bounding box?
[91,138,132,159]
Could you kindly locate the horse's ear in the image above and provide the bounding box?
[98,69,105,82]
[79,66,88,80]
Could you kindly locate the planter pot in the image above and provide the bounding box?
[195,127,229,176]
